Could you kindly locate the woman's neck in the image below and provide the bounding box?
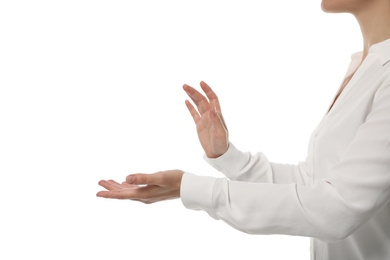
[352,0,390,61]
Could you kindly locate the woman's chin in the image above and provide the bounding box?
[321,0,341,13]
[321,0,354,14]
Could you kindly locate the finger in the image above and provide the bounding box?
[218,109,228,132]
[98,180,119,191]
[107,179,123,189]
[126,173,161,185]
[121,181,139,188]
[200,81,228,131]
[199,81,221,111]
[96,185,158,200]
[211,106,227,134]
[185,99,201,124]
[208,105,228,133]
[96,189,138,199]
[183,84,210,115]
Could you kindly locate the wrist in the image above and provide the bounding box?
[176,170,185,197]
[206,144,229,159]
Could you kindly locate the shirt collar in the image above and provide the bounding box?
[369,37,390,66]
[351,37,390,66]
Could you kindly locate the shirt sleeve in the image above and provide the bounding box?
[202,140,311,185]
[181,82,390,243]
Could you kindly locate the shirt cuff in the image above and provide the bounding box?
[180,172,219,219]
[202,141,249,179]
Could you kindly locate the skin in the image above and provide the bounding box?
[322,0,390,113]
[97,1,390,203]
[321,0,390,62]
[96,170,185,204]
[97,81,229,202]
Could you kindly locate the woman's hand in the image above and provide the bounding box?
[183,81,229,158]
[96,170,184,204]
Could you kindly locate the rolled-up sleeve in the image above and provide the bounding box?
[181,83,390,243]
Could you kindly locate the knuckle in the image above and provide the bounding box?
[138,176,148,185]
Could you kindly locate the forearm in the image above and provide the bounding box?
[180,172,370,243]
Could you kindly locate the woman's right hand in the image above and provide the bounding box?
[183,81,229,158]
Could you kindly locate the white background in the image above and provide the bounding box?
[0,1,362,259]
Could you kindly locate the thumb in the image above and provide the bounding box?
[126,173,160,185]
[210,106,227,132]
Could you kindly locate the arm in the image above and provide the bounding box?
[203,141,311,185]
[183,81,310,185]
[181,82,390,243]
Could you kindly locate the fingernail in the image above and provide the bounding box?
[213,107,217,116]
[127,176,135,184]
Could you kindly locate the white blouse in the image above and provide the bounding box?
[180,37,390,260]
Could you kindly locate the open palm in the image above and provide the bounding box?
[183,81,229,158]
[96,170,184,204]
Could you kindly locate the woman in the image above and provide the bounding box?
[96,0,390,259]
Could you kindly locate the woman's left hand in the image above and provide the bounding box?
[96,169,184,204]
